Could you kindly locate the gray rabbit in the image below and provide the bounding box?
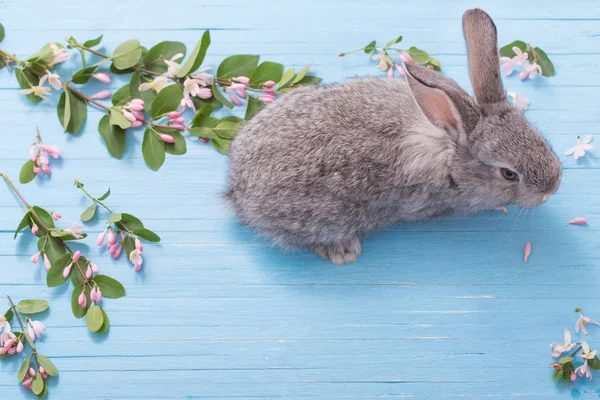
[226,8,562,264]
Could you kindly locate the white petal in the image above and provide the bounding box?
[582,135,593,144]
[564,146,576,156]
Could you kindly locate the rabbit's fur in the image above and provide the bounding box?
[226,8,562,264]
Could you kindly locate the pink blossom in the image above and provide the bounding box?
[90,262,98,274]
[31,224,39,235]
[576,311,600,335]
[395,64,405,77]
[92,72,111,84]
[48,43,71,66]
[33,167,42,175]
[132,110,145,121]
[29,146,37,162]
[97,230,107,246]
[31,251,40,264]
[78,291,87,308]
[550,329,575,358]
[94,287,102,303]
[569,217,587,225]
[73,250,81,263]
[262,80,276,88]
[387,67,394,78]
[63,263,72,279]
[135,238,143,252]
[399,52,413,63]
[112,244,122,259]
[86,265,93,279]
[129,249,143,266]
[29,367,36,377]
[232,76,250,85]
[159,134,175,143]
[576,360,592,380]
[519,61,542,80]
[38,144,61,158]
[134,263,142,272]
[130,98,144,105]
[16,340,23,353]
[27,320,45,341]
[43,254,51,271]
[107,230,117,246]
[524,242,531,262]
[126,102,144,112]
[228,93,243,105]
[171,117,185,124]
[22,378,32,389]
[39,70,63,90]
[122,110,137,122]
[131,120,143,128]
[42,165,51,175]
[179,96,196,112]
[167,111,180,119]
[91,90,111,99]
[257,94,276,104]
[565,135,593,160]
[52,212,61,221]
[65,222,85,239]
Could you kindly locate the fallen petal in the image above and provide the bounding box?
[569,217,587,225]
[524,242,531,263]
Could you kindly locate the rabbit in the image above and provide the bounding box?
[226,8,562,265]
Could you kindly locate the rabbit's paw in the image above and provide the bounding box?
[311,237,362,265]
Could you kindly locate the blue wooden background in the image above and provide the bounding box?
[1,0,599,398]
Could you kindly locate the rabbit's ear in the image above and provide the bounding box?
[405,65,465,140]
[463,8,505,105]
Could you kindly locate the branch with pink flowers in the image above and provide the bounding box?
[2,173,125,333]
[0,25,322,170]
[1,296,58,398]
[549,308,600,382]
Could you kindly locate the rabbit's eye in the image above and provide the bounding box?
[501,168,519,181]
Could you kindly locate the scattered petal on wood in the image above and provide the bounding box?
[524,242,532,262]
[569,217,587,225]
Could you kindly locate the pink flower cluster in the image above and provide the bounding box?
[29,141,61,176]
[97,229,145,272]
[500,47,542,81]
[223,76,278,105]
[122,99,146,128]
[22,366,49,392]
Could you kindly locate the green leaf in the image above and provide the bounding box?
[111,83,132,106]
[36,355,58,376]
[364,40,377,54]
[97,307,110,333]
[83,34,103,48]
[385,36,403,48]
[57,90,87,134]
[144,41,187,74]
[36,379,47,399]
[108,213,122,223]
[70,256,86,287]
[112,39,143,70]
[278,68,296,88]
[588,356,600,370]
[211,81,233,109]
[191,96,223,111]
[50,228,87,240]
[17,299,48,314]
[428,57,442,71]
[291,65,311,85]
[142,129,166,170]
[5,308,14,322]
[150,84,183,119]
[176,31,211,78]
[159,130,187,155]
[534,47,555,77]
[19,160,36,184]
[293,75,322,87]
[217,54,260,80]
[81,203,97,222]
[92,275,126,298]
[0,23,5,43]
[15,212,31,239]
[249,61,284,87]
[32,206,54,230]
[552,368,563,380]
[245,96,264,120]
[191,104,214,127]
[18,356,31,382]
[499,40,527,58]
[39,236,65,264]
[562,362,575,381]
[47,253,72,287]
[71,65,98,84]
[559,356,574,364]
[133,228,161,242]
[122,235,135,259]
[86,305,104,332]
[15,69,42,103]
[408,47,431,65]
[213,119,242,139]
[98,188,111,201]
[109,108,131,129]
[130,71,155,112]
[117,213,144,231]
[211,137,232,154]
[98,115,126,159]
[32,374,44,395]
[71,285,90,319]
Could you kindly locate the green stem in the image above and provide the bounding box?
[570,345,582,358]
[74,179,114,214]
[6,295,40,369]
[74,43,168,78]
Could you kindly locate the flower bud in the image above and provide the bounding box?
[130,98,145,105]
[131,120,143,128]
[134,263,142,272]
[43,254,51,271]
[86,265,93,279]
[167,111,180,119]
[90,89,111,99]
[42,165,51,175]
[31,224,39,235]
[113,244,122,259]
[31,252,40,264]
[399,53,413,63]
[201,137,210,143]
[16,341,24,353]
[52,212,61,221]
[107,230,117,246]
[90,262,98,274]
[33,166,43,175]
[172,117,185,124]
[262,80,276,88]
[122,110,137,122]
[135,238,143,252]
[39,366,45,375]
[29,146,37,162]
[29,367,36,377]
[97,230,107,246]
[158,134,175,143]
[232,76,250,85]
[72,250,81,262]
[571,371,577,381]
[63,263,72,279]
[92,72,111,84]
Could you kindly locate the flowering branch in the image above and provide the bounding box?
[499,40,555,79]
[2,172,125,333]
[1,296,58,397]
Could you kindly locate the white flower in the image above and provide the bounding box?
[507,92,530,111]
[65,222,85,239]
[48,42,71,66]
[372,53,393,71]
[0,315,15,347]
[500,47,529,76]
[550,329,576,358]
[179,96,196,112]
[164,53,184,75]
[39,70,62,90]
[580,340,598,360]
[192,68,213,86]
[565,136,593,160]
[138,75,173,93]
[129,249,143,266]
[576,360,593,380]
[519,60,542,80]
[183,78,208,97]
[20,85,51,101]
[27,320,46,342]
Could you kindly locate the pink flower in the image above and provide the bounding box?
[122,110,137,122]
[257,94,276,104]
[550,330,576,358]
[91,90,111,99]
[565,135,593,160]
[129,249,143,266]
[134,263,142,272]
[63,262,73,279]
[139,75,173,93]
[576,360,593,380]
[78,291,87,308]
[43,254,51,271]
[228,92,243,105]
[91,72,111,84]
[27,320,45,342]
[90,262,98,274]
[164,53,184,75]
[29,367,36,377]
[52,212,61,221]
[33,167,42,175]
[192,69,213,86]
[16,340,23,353]
[569,217,587,225]
[38,144,61,158]
[112,244,122,259]
[48,42,71,66]
[519,61,542,80]
[523,242,531,262]
[39,70,62,90]
[395,64,406,77]
[42,165,51,175]
[135,238,143,252]
[232,76,249,85]
[86,265,93,279]
[399,52,413,63]
[65,222,85,239]
[179,96,196,112]
[159,134,175,143]
[22,378,32,390]
[91,286,102,303]
[131,120,143,128]
[73,250,81,263]
[20,85,51,101]
[507,92,530,112]
[262,80,276,88]
[31,251,40,264]
[107,230,117,246]
[167,111,180,119]
[575,311,600,335]
[29,146,37,162]
[31,224,39,235]
[97,230,107,246]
